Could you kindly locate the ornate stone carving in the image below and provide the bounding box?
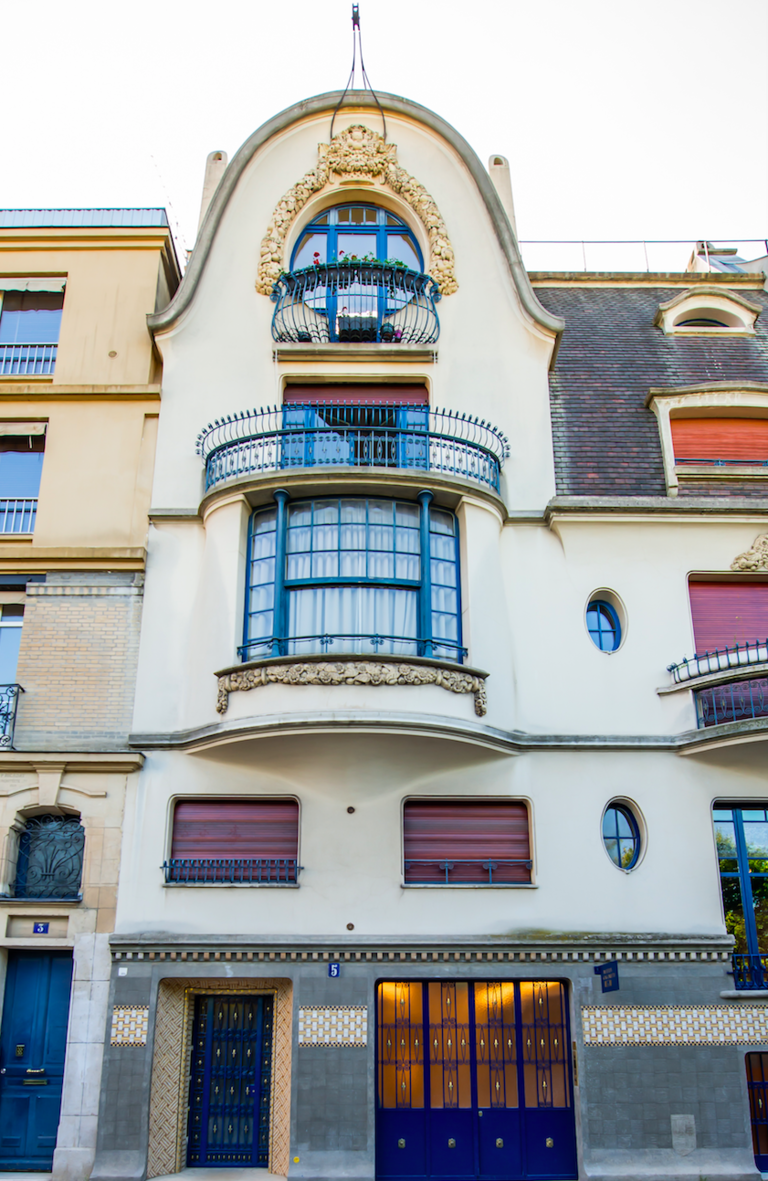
[256,124,457,298]
[731,534,768,571]
[217,659,487,717]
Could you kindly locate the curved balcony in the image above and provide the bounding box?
[270,261,440,345]
[668,641,768,730]
[197,403,508,495]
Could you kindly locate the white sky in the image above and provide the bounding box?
[3,0,767,270]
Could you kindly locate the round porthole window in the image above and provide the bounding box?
[602,803,640,870]
[586,599,621,652]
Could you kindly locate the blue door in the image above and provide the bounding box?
[187,994,274,1167]
[0,950,73,1169]
[376,981,577,1181]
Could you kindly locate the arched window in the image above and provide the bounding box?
[13,813,85,899]
[291,204,423,271]
[243,494,463,664]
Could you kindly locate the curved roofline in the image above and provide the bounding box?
[148,91,564,345]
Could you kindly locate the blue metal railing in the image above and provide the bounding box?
[197,403,508,495]
[677,457,768,467]
[668,640,768,684]
[0,344,57,376]
[0,685,23,750]
[271,261,440,345]
[695,677,768,728]
[238,632,467,663]
[732,954,768,990]
[163,858,302,884]
[404,858,533,885]
[0,499,37,534]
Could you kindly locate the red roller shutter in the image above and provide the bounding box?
[171,799,299,860]
[403,800,531,885]
[672,418,768,464]
[283,384,428,406]
[690,582,768,653]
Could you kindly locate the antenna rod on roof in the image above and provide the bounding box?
[330,4,387,142]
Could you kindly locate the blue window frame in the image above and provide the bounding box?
[291,205,423,271]
[243,493,463,664]
[602,803,640,870]
[586,599,621,652]
[280,402,428,470]
[713,806,768,958]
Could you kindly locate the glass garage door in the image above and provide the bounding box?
[376,981,576,1181]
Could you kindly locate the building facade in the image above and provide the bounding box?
[0,209,180,1181]
[51,93,768,1181]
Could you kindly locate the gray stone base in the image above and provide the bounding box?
[52,1146,97,1181]
[89,1150,147,1181]
[584,1146,760,1180]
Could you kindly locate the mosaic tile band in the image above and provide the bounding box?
[111,1004,150,1047]
[298,1005,368,1047]
[582,1004,768,1047]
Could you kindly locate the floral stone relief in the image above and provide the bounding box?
[256,124,457,297]
[216,659,487,717]
[731,534,768,571]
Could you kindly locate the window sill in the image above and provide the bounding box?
[273,343,437,363]
[0,896,81,906]
[676,465,768,480]
[401,882,538,890]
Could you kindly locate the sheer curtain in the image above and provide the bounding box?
[287,586,418,656]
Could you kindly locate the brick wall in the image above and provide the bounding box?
[15,573,143,749]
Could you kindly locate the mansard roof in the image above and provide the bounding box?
[536,275,768,497]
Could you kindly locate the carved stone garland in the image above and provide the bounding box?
[731,534,768,572]
[256,124,457,298]
[217,660,487,718]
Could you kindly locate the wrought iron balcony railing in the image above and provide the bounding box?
[239,631,467,663]
[0,344,57,376]
[0,498,37,534]
[0,684,23,749]
[163,858,302,884]
[404,858,533,885]
[695,677,768,729]
[668,640,768,683]
[271,261,440,345]
[732,954,768,990]
[197,403,508,495]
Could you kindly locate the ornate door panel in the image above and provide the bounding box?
[188,994,274,1168]
[0,951,73,1169]
[376,980,576,1181]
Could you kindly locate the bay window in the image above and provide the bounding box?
[242,493,463,663]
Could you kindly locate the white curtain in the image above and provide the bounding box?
[287,586,418,656]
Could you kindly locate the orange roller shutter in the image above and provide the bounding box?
[689,583,768,653]
[672,419,768,464]
[283,384,428,405]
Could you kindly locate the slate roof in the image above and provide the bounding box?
[536,282,768,497]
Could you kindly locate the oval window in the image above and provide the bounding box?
[586,599,621,652]
[602,804,640,870]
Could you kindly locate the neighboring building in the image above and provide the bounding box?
[67,92,768,1181]
[0,210,180,1181]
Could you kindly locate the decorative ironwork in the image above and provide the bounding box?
[163,858,301,884]
[197,403,508,495]
[270,261,440,345]
[668,639,768,684]
[404,858,533,885]
[0,684,23,749]
[188,994,273,1167]
[677,457,768,467]
[695,677,768,728]
[0,344,57,376]
[238,633,467,663]
[733,955,768,991]
[0,500,37,534]
[13,815,84,900]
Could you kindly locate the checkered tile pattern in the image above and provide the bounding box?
[298,1005,368,1047]
[110,1004,149,1047]
[582,1004,768,1047]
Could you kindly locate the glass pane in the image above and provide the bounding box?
[474,983,517,1109]
[745,822,768,859]
[313,525,338,551]
[602,808,617,839]
[430,534,455,561]
[286,553,310,580]
[432,613,458,641]
[0,293,63,344]
[0,451,44,499]
[287,586,417,656]
[312,501,338,525]
[396,527,420,555]
[396,555,420,581]
[520,983,570,1109]
[616,810,633,837]
[253,508,277,533]
[337,234,377,261]
[387,234,420,270]
[340,552,366,577]
[287,503,311,527]
[249,584,273,613]
[340,523,366,550]
[287,527,311,553]
[720,864,749,953]
[431,559,457,586]
[368,500,393,525]
[396,503,419,527]
[0,624,22,683]
[311,551,339,578]
[430,509,455,535]
[428,983,472,1109]
[293,232,327,269]
[369,525,394,552]
[377,982,424,1109]
[340,500,366,523]
[432,587,457,615]
[247,610,273,640]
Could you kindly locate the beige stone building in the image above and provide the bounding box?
[0,210,179,1181]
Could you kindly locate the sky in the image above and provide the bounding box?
[3,0,766,270]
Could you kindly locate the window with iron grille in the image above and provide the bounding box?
[403,800,532,885]
[164,799,301,884]
[13,813,84,899]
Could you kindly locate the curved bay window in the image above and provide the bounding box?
[243,493,463,663]
[13,813,85,900]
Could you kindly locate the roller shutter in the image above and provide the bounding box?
[403,800,531,884]
[171,799,299,860]
[672,418,768,464]
[690,582,768,653]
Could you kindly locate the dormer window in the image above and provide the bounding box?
[655,286,761,336]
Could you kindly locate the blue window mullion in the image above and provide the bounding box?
[734,810,762,957]
[418,490,434,658]
[272,490,289,657]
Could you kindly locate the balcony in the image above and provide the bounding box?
[270,261,440,345]
[0,344,57,376]
[0,499,37,534]
[732,954,768,991]
[198,403,508,496]
[668,641,768,729]
[0,685,22,749]
[163,858,302,884]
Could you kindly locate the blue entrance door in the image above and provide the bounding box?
[187,994,274,1167]
[0,950,73,1169]
[376,981,577,1181]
